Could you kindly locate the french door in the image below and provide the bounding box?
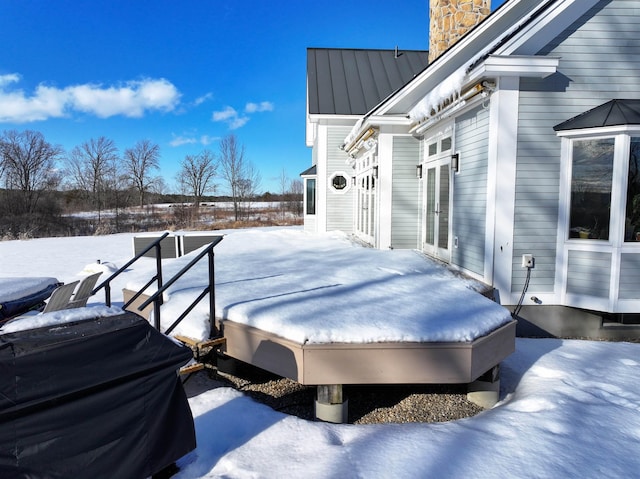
[355,169,376,245]
[423,160,451,261]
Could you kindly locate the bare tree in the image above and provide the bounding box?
[219,134,261,221]
[289,178,304,217]
[123,139,161,208]
[279,168,289,220]
[176,149,217,208]
[0,129,63,215]
[65,137,119,223]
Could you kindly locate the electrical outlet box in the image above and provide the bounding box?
[522,254,534,268]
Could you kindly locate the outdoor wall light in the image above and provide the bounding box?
[451,153,459,172]
[416,164,423,179]
[373,166,378,178]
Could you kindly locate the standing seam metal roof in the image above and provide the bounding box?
[307,48,429,116]
[554,100,640,131]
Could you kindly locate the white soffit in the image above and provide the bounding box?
[467,55,560,82]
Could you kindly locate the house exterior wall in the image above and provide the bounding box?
[391,136,422,249]
[326,126,354,232]
[452,105,489,276]
[512,0,640,299]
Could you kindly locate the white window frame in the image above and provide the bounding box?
[556,127,640,312]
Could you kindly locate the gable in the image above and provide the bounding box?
[307,48,428,116]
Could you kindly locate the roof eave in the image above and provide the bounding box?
[467,55,560,83]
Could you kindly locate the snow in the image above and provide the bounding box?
[0,277,59,303]
[0,227,511,343]
[0,305,124,333]
[1,227,640,478]
[408,65,466,123]
[175,338,640,478]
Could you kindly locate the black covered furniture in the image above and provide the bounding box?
[0,311,196,478]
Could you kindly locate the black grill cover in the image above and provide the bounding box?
[0,311,196,478]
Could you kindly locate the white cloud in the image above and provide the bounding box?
[245,101,274,113]
[194,92,214,106]
[169,133,220,147]
[68,78,180,118]
[212,106,239,121]
[0,83,68,122]
[169,135,198,147]
[200,134,218,145]
[0,74,181,123]
[211,100,273,130]
[0,73,21,87]
[212,106,249,130]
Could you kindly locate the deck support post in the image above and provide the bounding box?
[315,384,348,423]
[467,364,500,409]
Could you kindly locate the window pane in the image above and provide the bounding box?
[428,142,437,156]
[569,139,614,240]
[625,138,640,241]
[306,179,316,215]
[331,175,347,190]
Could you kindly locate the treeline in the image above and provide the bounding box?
[0,130,302,239]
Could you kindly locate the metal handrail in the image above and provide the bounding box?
[92,231,169,307]
[139,235,223,338]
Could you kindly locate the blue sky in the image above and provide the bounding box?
[0,0,506,194]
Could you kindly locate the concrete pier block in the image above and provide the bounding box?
[315,385,348,423]
[467,365,500,409]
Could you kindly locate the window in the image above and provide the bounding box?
[428,142,438,156]
[306,178,316,215]
[564,135,640,243]
[569,139,614,240]
[328,171,352,193]
[332,175,347,190]
[625,138,640,241]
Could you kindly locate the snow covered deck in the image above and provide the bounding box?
[221,319,515,385]
[125,228,516,387]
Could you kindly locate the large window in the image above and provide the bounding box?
[569,139,614,240]
[306,178,316,215]
[566,135,640,243]
[625,138,640,241]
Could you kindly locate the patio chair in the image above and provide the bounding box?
[67,272,102,309]
[41,281,80,313]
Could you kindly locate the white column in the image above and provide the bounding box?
[486,76,520,302]
[377,132,394,249]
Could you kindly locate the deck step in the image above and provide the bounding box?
[174,335,226,350]
[179,362,205,375]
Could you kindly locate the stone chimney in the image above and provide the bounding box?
[429,0,491,63]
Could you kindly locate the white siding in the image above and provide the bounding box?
[512,0,640,293]
[326,127,354,232]
[566,250,611,298]
[452,106,489,276]
[619,253,640,300]
[391,136,421,249]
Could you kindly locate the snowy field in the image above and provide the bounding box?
[1,227,640,478]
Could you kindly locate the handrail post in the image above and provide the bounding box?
[138,235,223,336]
[153,298,161,331]
[155,242,163,306]
[208,248,216,339]
[105,284,112,307]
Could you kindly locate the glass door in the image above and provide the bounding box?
[423,160,451,261]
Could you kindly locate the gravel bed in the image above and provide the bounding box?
[187,357,484,425]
